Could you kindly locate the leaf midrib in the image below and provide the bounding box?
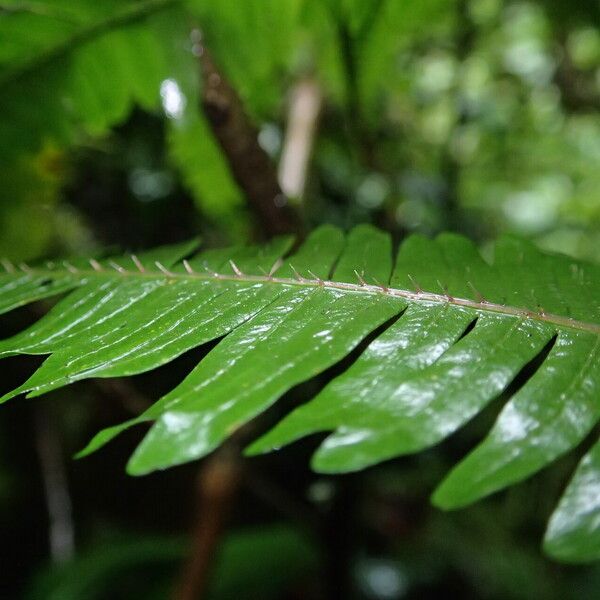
[4,263,600,336]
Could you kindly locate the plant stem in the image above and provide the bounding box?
[172,444,242,600]
[34,404,74,563]
[15,263,600,335]
[195,42,304,238]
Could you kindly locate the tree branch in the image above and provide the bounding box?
[172,443,242,600]
[34,404,75,563]
[278,78,323,200]
[195,41,304,238]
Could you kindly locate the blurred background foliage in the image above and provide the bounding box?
[0,0,599,598]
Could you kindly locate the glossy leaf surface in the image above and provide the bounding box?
[1,226,599,562]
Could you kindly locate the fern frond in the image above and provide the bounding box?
[1,225,600,562]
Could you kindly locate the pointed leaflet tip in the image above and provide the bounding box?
[0,383,28,404]
[75,417,147,459]
[131,254,145,273]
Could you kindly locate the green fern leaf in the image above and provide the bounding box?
[1,225,600,562]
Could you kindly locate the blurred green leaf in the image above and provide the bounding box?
[25,524,318,600]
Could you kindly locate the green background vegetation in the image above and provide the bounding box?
[0,0,599,598]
